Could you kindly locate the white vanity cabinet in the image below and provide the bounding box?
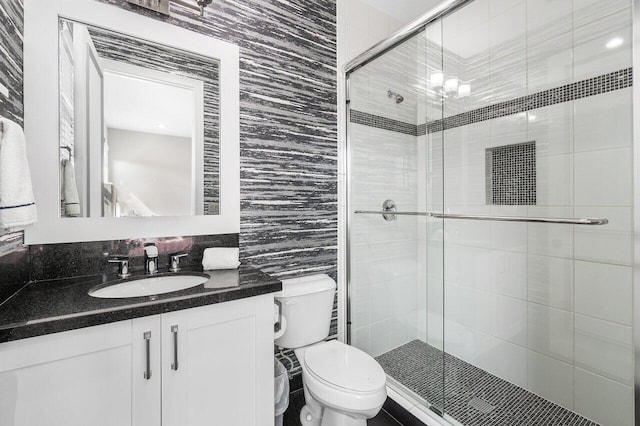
[159,294,274,426]
[0,294,274,426]
[0,320,135,426]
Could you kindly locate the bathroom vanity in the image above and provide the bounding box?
[1,2,279,423]
[0,266,280,426]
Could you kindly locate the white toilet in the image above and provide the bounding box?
[275,274,387,426]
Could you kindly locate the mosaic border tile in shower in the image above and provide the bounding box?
[350,68,632,138]
[376,340,600,426]
[426,68,632,134]
[350,109,418,136]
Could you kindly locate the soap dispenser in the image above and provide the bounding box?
[144,243,159,275]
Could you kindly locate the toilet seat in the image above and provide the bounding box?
[296,341,387,415]
[304,341,386,393]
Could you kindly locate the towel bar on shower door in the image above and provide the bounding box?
[353,200,608,225]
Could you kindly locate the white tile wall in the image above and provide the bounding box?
[574,314,633,385]
[574,367,633,426]
[574,206,633,265]
[573,9,632,81]
[527,255,573,311]
[527,32,573,94]
[526,0,572,44]
[527,303,574,363]
[527,350,574,410]
[574,148,632,207]
[574,89,633,153]
[527,103,573,156]
[574,261,632,325]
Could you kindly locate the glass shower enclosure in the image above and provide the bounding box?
[345,1,635,425]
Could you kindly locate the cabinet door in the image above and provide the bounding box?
[132,314,162,426]
[162,294,274,426]
[0,321,133,426]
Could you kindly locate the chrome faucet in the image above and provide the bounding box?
[108,255,131,279]
[144,243,159,275]
[168,252,188,272]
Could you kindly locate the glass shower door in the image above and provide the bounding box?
[437,1,634,425]
[346,28,446,414]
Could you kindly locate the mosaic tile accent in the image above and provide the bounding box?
[486,141,536,206]
[376,340,600,426]
[426,68,632,134]
[351,68,632,137]
[350,109,417,136]
[86,23,221,215]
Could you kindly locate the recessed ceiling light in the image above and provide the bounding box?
[606,37,624,49]
[157,124,166,129]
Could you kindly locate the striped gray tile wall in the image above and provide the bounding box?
[87,24,221,214]
[0,0,22,127]
[0,0,28,300]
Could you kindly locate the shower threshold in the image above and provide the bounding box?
[376,340,599,426]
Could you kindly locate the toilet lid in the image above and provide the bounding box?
[304,341,386,393]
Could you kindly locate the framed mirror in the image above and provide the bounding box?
[59,18,215,218]
[24,0,239,244]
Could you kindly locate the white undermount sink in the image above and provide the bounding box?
[89,274,210,298]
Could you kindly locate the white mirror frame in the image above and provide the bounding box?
[24,0,240,244]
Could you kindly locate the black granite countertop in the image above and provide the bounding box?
[0,265,281,343]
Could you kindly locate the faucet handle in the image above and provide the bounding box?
[108,255,131,279]
[168,252,188,272]
[144,243,159,275]
[144,243,158,257]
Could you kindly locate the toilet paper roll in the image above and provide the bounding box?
[274,315,287,340]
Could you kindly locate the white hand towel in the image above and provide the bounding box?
[202,247,241,270]
[0,118,37,232]
[62,158,81,217]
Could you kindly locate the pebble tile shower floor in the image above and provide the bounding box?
[376,340,600,426]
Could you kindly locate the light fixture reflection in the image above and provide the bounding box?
[457,83,471,98]
[431,72,444,88]
[606,37,624,49]
[444,77,459,93]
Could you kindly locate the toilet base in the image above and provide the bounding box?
[299,404,367,426]
[321,408,367,426]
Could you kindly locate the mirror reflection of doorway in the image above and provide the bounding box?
[101,62,201,217]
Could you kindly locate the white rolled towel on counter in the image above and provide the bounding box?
[202,247,241,270]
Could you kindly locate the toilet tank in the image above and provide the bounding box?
[274,274,336,349]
